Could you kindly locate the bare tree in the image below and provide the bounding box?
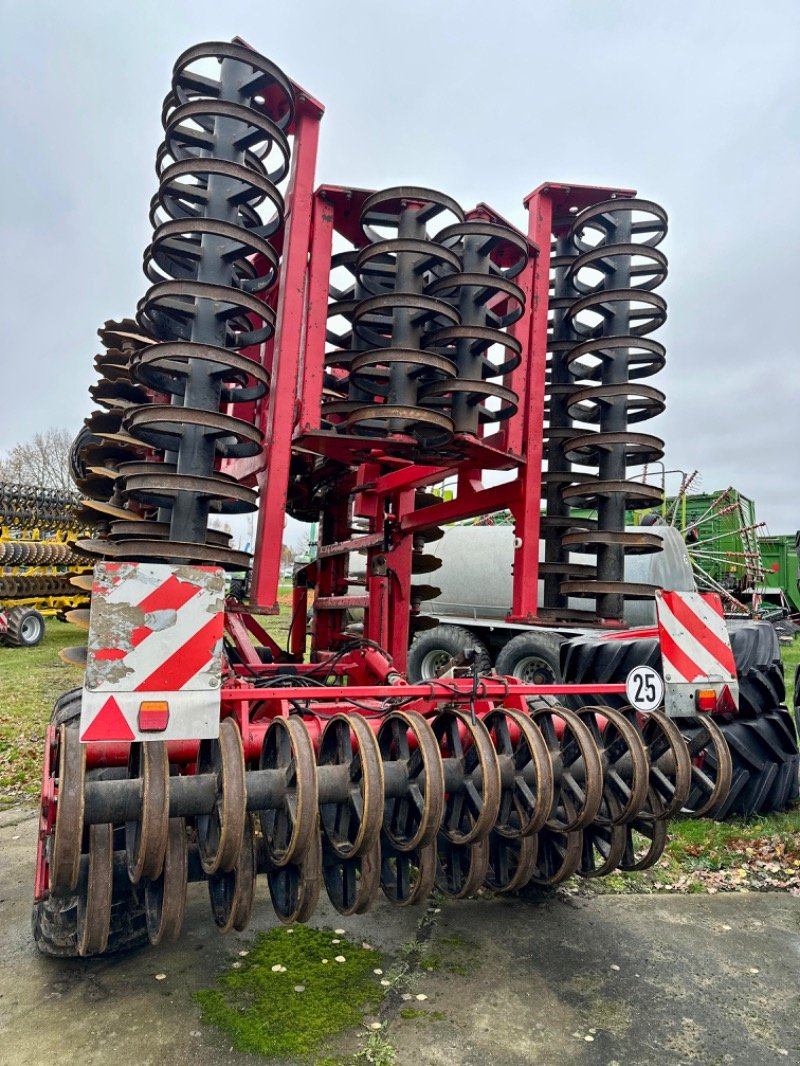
[293,532,311,559]
[0,427,75,494]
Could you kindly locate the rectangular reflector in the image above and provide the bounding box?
[695,689,717,713]
[138,701,170,732]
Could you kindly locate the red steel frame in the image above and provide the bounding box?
[221,158,642,680]
[231,181,642,666]
[85,86,645,755]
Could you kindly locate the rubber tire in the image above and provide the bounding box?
[407,624,491,682]
[494,630,564,684]
[712,709,799,816]
[32,691,149,958]
[560,633,799,818]
[726,622,785,715]
[5,607,45,648]
[560,633,660,711]
[562,622,784,718]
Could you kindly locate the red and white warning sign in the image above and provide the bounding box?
[655,589,739,716]
[80,561,225,743]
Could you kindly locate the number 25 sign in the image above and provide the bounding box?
[625,665,664,713]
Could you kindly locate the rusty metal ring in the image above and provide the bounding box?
[378,710,445,852]
[435,834,490,898]
[528,703,604,832]
[77,823,114,956]
[346,404,454,436]
[145,817,188,945]
[380,838,437,906]
[126,741,170,883]
[634,708,691,818]
[322,837,381,916]
[569,198,668,251]
[484,831,538,893]
[484,708,554,838]
[577,795,627,878]
[574,705,649,825]
[360,186,465,243]
[50,724,86,893]
[267,827,322,924]
[318,713,385,860]
[355,237,462,277]
[434,220,529,280]
[681,715,733,818]
[197,717,247,875]
[208,812,257,934]
[171,41,296,131]
[619,789,668,871]
[433,708,501,845]
[259,715,319,867]
[525,821,583,887]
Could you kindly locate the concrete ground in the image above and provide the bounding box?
[1,804,799,1066]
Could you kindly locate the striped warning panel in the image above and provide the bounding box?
[80,561,225,743]
[655,590,737,684]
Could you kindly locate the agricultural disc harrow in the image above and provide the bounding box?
[32,39,734,958]
[39,691,731,954]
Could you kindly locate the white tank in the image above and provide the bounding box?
[412,525,694,627]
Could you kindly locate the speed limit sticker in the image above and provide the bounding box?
[625,665,664,713]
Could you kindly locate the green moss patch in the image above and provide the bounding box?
[399,1008,446,1021]
[422,931,475,975]
[194,925,384,1059]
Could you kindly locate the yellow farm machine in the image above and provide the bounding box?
[0,482,90,647]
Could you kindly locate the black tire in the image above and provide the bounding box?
[563,623,784,717]
[678,717,750,819]
[32,870,149,959]
[726,622,785,716]
[714,709,799,816]
[407,624,491,682]
[32,691,149,958]
[494,630,565,684]
[51,687,82,726]
[560,633,661,710]
[5,606,45,648]
[561,633,799,818]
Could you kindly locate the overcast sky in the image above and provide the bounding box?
[1,1,798,536]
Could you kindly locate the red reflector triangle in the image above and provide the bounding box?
[716,684,738,715]
[80,696,135,742]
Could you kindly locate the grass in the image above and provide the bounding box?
[398,1008,446,1021]
[781,634,800,680]
[0,620,77,800]
[581,807,800,897]
[194,925,385,1059]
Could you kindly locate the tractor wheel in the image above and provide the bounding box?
[560,633,661,711]
[562,621,783,717]
[726,622,785,716]
[32,691,149,957]
[709,709,799,816]
[5,606,45,648]
[561,630,799,818]
[494,631,565,684]
[680,708,798,818]
[407,624,491,682]
[32,870,149,958]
